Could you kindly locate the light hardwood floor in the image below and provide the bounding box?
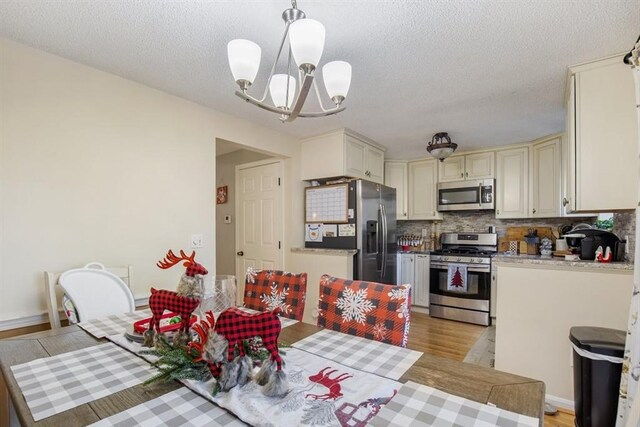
[1,311,574,426]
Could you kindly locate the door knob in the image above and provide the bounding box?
[237,251,244,256]
[562,197,569,206]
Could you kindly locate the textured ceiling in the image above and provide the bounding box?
[1,1,639,159]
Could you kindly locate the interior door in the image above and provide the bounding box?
[236,160,283,304]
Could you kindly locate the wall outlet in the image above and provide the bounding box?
[224,215,232,224]
[190,234,204,248]
[625,236,630,254]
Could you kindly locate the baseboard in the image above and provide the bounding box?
[545,394,574,411]
[0,314,50,331]
[411,306,429,315]
[0,298,149,332]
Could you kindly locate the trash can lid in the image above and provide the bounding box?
[569,326,626,357]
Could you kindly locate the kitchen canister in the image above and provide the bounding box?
[556,238,568,251]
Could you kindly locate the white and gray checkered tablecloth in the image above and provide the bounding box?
[368,381,539,427]
[11,342,154,421]
[291,328,423,380]
[78,309,152,338]
[88,387,247,427]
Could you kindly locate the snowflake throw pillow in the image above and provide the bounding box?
[317,275,411,347]
[243,269,307,320]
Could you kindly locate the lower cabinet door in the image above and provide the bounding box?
[414,254,430,307]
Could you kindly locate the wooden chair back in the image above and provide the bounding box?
[317,275,412,347]
[45,263,133,329]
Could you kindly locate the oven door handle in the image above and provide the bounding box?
[430,262,491,273]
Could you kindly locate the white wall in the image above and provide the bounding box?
[215,149,271,275]
[0,38,303,323]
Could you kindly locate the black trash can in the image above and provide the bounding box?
[570,326,626,427]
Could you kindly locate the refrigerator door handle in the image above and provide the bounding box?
[380,203,388,280]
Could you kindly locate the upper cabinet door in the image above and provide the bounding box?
[572,58,638,211]
[408,159,442,220]
[496,147,529,218]
[366,146,385,184]
[531,137,561,218]
[384,162,408,220]
[344,136,367,178]
[465,152,495,180]
[438,156,465,182]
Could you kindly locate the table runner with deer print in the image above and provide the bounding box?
[291,328,423,380]
[182,347,401,427]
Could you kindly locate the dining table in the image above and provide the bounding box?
[0,319,545,427]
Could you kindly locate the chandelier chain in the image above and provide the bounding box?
[291,0,297,9]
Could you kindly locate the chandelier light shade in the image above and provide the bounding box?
[289,19,325,70]
[269,74,297,109]
[227,39,262,89]
[322,61,352,105]
[226,0,350,122]
[427,132,458,161]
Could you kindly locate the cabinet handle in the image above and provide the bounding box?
[562,197,569,206]
[460,172,464,178]
[497,209,500,215]
[532,208,537,214]
[465,172,468,177]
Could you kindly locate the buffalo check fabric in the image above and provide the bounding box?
[317,275,412,347]
[368,381,539,427]
[291,328,422,380]
[78,309,151,338]
[10,343,154,421]
[88,388,247,427]
[243,269,307,320]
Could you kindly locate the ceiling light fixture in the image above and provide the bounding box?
[227,0,351,122]
[427,132,458,162]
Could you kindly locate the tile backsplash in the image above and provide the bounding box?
[397,210,635,262]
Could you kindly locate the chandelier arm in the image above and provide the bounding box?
[284,72,315,122]
[257,23,293,102]
[297,106,346,118]
[235,91,292,116]
[311,78,332,113]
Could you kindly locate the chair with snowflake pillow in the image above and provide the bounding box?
[243,268,307,321]
[317,275,412,347]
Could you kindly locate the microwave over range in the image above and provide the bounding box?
[437,179,495,212]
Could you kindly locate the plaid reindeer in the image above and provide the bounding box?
[143,249,208,347]
[188,308,288,397]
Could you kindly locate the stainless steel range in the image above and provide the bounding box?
[429,232,497,326]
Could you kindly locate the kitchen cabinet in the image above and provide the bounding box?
[494,261,632,402]
[301,129,385,183]
[495,147,529,218]
[384,161,408,220]
[414,254,430,307]
[408,159,442,220]
[438,152,495,182]
[397,252,429,308]
[530,135,561,218]
[565,55,638,212]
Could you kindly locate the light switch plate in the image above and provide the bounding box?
[190,234,204,248]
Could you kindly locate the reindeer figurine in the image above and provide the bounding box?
[188,308,289,398]
[143,250,208,347]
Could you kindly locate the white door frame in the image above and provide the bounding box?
[234,158,285,285]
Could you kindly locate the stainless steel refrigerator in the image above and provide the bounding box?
[304,180,397,284]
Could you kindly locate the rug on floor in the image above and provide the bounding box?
[463,325,495,368]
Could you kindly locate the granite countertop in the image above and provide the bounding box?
[291,247,358,256]
[493,254,634,271]
[398,250,431,254]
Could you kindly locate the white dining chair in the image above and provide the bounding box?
[45,263,134,329]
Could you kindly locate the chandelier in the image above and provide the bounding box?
[226,0,352,122]
[427,132,458,162]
